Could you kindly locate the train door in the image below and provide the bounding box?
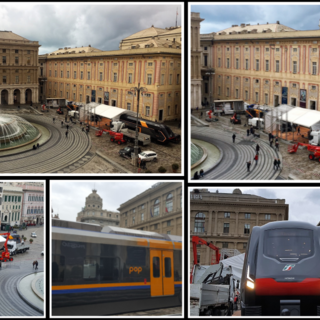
[150,249,174,297]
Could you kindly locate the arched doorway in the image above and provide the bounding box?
[25,89,32,104]
[13,89,20,104]
[1,89,8,105]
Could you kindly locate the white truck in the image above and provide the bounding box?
[68,110,79,119]
[7,240,30,256]
[190,263,238,316]
[111,121,151,146]
[248,117,265,129]
[309,130,320,146]
[214,100,245,115]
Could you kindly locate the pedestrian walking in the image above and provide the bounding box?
[82,127,85,132]
[53,117,55,123]
[256,144,260,153]
[274,158,278,170]
[66,124,69,131]
[250,127,254,135]
[200,169,204,178]
[200,111,203,117]
[37,143,40,149]
[254,153,259,165]
[269,132,272,141]
[277,158,281,170]
[246,160,251,172]
[275,141,279,151]
[65,130,68,138]
[35,260,38,270]
[247,129,250,136]
[194,171,199,179]
[61,121,63,127]
[232,133,236,143]
[85,128,89,135]
[270,138,273,148]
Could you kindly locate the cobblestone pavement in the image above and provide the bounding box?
[2,105,181,174]
[115,306,182,316]
[0,225,44,317]
[192,109,320,180]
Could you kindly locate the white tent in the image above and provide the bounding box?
[93,104,137,121]
[220,253,245,282]
[280,107,320,128]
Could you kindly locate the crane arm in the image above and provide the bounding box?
[192,235,221,266]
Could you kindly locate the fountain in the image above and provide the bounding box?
[191,142,204,166]
[0,114,40,150]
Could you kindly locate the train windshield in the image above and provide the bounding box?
[263,228,314,261]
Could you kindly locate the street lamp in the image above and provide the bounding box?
[130,83,148,165]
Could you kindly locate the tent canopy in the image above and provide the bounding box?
[280,107,320,127]
[86,103,138,121]
[220,253,245,282]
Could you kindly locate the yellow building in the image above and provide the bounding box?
[40,26,181,122]
[200,21,320,110]
[0,31,40,105]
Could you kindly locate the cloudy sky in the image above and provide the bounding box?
[0,3,182,55]
[193,187,320,226]
[191,3,320,34]
[51,180,177,221]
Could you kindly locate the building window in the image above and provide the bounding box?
[293,48,298,52]
[146,106,150,116]
[2,76,6,84]
[244,224,250,234]
[113,72,117,82]
[227,58,230,68]
[265,80,269,84]
[147,74,152,85]
[176,74,180,84]
[224,212,230,218]
[243,243,247,249]
[276,60,280,72]
[54,70,57,77]
[312,62,317,75]
[266,48,270,52]
[293,61,297,74]
[256,59,259,71]
[226,87,229,97]
[128,73,132,83]
[245,90,248,100]
[67,71,69,78]
[99,72,103,81]
[223,223,229,234]
[127,102,131,110]
[80,71,83,79]
[27,76,30,83]
[245,213,251,219]
[74,71,77,79]
[73,93,76,100]
[222,242,228,249]
[245,59,248,70]
[154,199,160,216]
[125,219,127,226]
[160,74,164,85]
[255,92,259,102]
[141,213,144,221]
[15,57,19,64]
[236,58,239,69]
[245,47,248,51]
[169,74,172,85]
[256,47,259,51]
[235,89,239,99]
[204,55,207,66]
[60,91,62,97]
[293,83,297,88]
[265,214,271,220]
[194,212,205,233]
[265,93,268,104]
[167,220,171,227]
[88,72,91,80]
[80,94,82,102]
[226,47,230,52]
[2,49,5,53]
[218,86,220,96]
[312,85,316,90]
[166,193,173,213]
[60,70,63,78]
[218,58,221,67]
[266,60,269,71]
[15,76,19,84]
[204,82,208,94]
[313,48,317,53]
[276,48,280,52]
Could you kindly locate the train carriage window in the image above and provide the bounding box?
[100,257,120,281]
[264,228,314,261]
[164,258,172,277]
[127,246,146,265]
[65,256,84,281]
[153,257,160,278]
[83,258,98,280]
[173,250,182,281]
[52,254,65,283]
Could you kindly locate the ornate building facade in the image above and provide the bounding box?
[0,31,40,105]
[76,189,120,227]
[190,188,289,265]
[40,26,181,123]
[118,182,182,236]
[191,12,204,109]
[200,21,320,110]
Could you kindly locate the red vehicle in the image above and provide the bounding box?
[190,235,221,283]
[0,233,14,262]
[288,142,320,161]
[230,112,241,124]
[105,130,126,145]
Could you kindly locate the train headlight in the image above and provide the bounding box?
[246,280,255,289]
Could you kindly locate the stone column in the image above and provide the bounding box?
[235,211,239,236]
[21,88,26,104]
[207,210,213,235]
[256,212,259,226]
[8,89,14,105]
[214,211,218,233]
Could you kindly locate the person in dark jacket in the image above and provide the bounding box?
[256,144,260,153]
[232,133,236,143]
[274,158,278,170]
[65,130,68,138]
[194,171,199,179]
[270,138,273,148]
[277,158,281,170]
[247,129,250,136]
[247,160,251,172]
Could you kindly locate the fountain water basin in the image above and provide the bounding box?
[0,115,40,150]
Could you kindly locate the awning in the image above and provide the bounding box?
[280,107,320,127]
[89,104,138,121]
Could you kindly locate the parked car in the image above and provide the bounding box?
[31,232,37,238]
[138,151,158,162]
[119,146,141,158]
